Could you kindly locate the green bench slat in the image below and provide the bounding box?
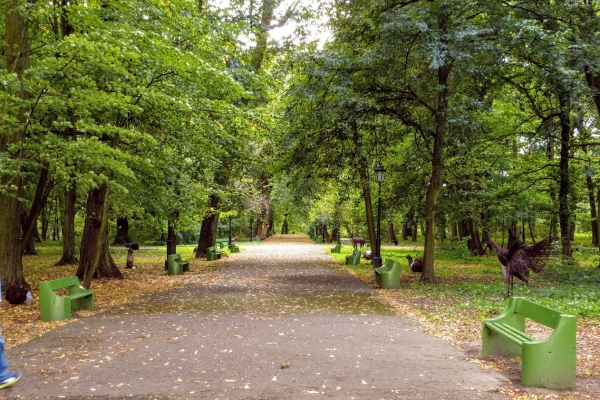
[485,322,534,345]
[66,292,93,300]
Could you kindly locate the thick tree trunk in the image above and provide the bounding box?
[388,221,398,245]
[94,221,123,280]
[58,183,78,265]
[77,184,110,288]
[196,196,220,258]
[0,0,32,288]
[196,170,229,257]
[401,223,409,240]
[462,217,483,255]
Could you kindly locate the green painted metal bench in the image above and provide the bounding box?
[39,276,94,322]
[229,243,240,253]
[374,259,400,289]
[345,249,360,266]
[331,243,341,253]
[207,246,221,261]
[167,254,189,275]
[482,297,576,389]
[216,238,229,249]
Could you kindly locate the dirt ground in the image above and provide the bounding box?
[0,234,575,399]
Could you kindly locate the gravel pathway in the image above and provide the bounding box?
[5,234,509,399]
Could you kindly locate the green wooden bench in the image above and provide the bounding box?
[207,246,221,261]
[374,259,400,289]
[167,254,189,275]
[229,243,240,253]
[39,276,94,322]
[482,297,576,389]
[331,243,341,253]
[345,249,360,266]
[216,238,229,249]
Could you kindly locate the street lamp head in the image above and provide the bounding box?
[374,163,386,183]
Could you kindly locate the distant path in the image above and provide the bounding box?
[6,234,508,399]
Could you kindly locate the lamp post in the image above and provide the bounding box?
[372,163,386,269]
[229,215,233,245]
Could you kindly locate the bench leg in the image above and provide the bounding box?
[482,323,524,358]
[71,295,94,312]
[521,321,576,389]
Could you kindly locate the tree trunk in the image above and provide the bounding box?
[598,188,600,252]
[58,183,78,265]
[402,223,409,240]
[94,221,123,280]
[196,170,229,257]
[411,220,418,242]
[77,184,110,288]
[21,211,37,255]
[41,204,49,240]
[450,221,458,241]
[558,91,572,256]
[388,221,398,245]
[255,216,263,239]
[421,8,449,284]
[508,223,519,248]
[359,170,376,248]
[585,170,598,246]
[196,207,219,257]
[0,0,32,288]
[462,217,483,255]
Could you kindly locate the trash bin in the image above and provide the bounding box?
[374,259,400,289]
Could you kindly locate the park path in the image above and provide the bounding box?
[5,234,509,399]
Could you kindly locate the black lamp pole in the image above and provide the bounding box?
[229,215,233,245]
[372,163,386,269]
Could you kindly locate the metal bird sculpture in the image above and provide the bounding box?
[406,255,423,273]
[487,236,556,296]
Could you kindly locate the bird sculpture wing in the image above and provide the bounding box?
[521,236,557,273]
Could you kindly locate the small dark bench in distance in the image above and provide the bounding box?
[482,297,576,389]
[39,276,94,322]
